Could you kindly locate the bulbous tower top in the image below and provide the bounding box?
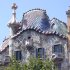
[8,3,18,27]
[7,3,20,36]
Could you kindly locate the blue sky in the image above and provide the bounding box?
[0,0,70,44]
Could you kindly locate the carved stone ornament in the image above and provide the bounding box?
[13,41,19,47]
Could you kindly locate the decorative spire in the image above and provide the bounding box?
[12,3,17,22]
[8,3,18,27]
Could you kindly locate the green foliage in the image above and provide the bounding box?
[0,66,6,70]
[5,56,22,70]
[5,56,57,70]
[26,57,56,70]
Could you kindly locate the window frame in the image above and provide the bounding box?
[36,48,44,58]
[52,44,64,53]
[15,51,22,60]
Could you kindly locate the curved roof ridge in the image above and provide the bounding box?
[23,8,46,16]
[51,17,67,27]
[11,27,67,39]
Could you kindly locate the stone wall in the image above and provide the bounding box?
[12,30,68,63]
[0,46,9,65]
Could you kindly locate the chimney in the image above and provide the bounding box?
[66,6,70,49]
[66,6,70,65]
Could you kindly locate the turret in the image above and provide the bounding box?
[7,3,20,36]
[8,3,21,57]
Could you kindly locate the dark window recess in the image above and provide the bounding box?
[53,44,63,53]
[28,36,31,39]
[36,48,44,58]
[15,51,22,60]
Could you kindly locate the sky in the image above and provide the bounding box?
[0,0,70,45]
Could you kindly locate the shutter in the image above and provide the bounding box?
[18,51,22,60]
[15,51,18,60]
[52,46,54,53]
[42,48,44,58]
[36,48,38,58]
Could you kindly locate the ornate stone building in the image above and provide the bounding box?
[0,3,70,70]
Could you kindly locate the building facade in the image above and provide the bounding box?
[0,3,70,70]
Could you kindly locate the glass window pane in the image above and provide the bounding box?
[15,51,22,60]
[36,48,44,58]
[53,44,63,53]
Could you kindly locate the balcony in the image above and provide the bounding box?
[4,56,10,65]
[52,53,64,62]
[0,56,10,66]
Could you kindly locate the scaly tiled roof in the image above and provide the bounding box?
[50,18,67,36]
[0,38,9,52]
[21,8,50,31]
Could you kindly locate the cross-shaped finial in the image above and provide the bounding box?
[12,3,17,10]
[12,3,18,13]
